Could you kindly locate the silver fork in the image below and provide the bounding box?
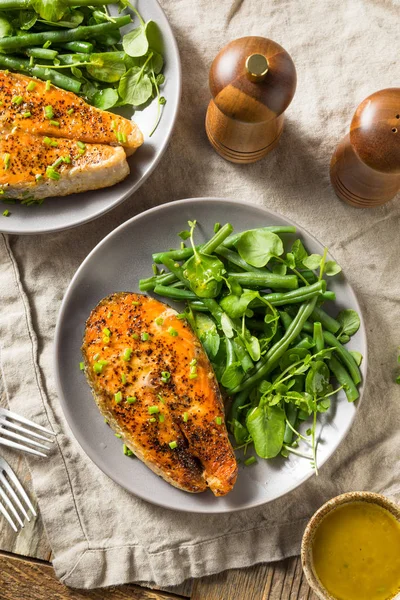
[0,456,36,531]
[0,407,55,457]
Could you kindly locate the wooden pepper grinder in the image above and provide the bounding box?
[205,36,296,163]
[330,88,400,207]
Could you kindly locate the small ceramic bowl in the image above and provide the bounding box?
[301,491,400,600]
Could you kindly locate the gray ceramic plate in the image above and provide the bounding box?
[54,198,367,514]
[0,0,181,235]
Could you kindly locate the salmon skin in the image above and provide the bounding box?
[0,71,143,155]
[82,292,238,496]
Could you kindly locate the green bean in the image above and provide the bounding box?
[313,322,324,353]
[322,291,336,301]
[2,0,116,7]
[152,224,233,264]
[57,53,91,65]
[279,311,293,331]
[225,338,236,369]
[215,247,268,275]
[232,338,254,372]
[153,285,196,301]
[153,247,193,263]
[139,272,177,292]
[293,336,315,349]
[259,281,326,306]
[201,298,224,326]
[228,390,250,429]
[229,297,318,393]
[61,41,94,53]
[201,223,233,254]
[328,356,359,402]
[187,301,208,312]
[223,226,297,249]
[226,272,299,291]
[284,404,298,445]
[0,15,131,51]
[158,256,189,285]
[26,48,58,60]
[323,331,361,385]
[0,55,81,93]
[310,306,340,334]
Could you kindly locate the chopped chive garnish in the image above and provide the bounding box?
[148,406,160,414]
[98,359,108,366]
[159,414,165,423]
[93,362,103,374]
[148,417,156,423]
[155,317,164,326]
[189,373,198,379]
[190,359,197,366]
[3,154,10,171]
[103,336,110,343]
[79,361,84,371]
[244,456,257,466]
[183,412,188,422]
[126,396,137,404]
[132,301,139,305]
[157,394,165,404]
[169,441,177,449]
[120,132,127,143]
[93,353,99,361]
[141,332,149,341]
[78,148,85,155]
[44,105,54,119]
[63,155,71,164]
[2,209,10,217]
[215,416,222,425]
[50,140,58,147]
[121,373,127,384]
[46,167,60,180]
[132,332,139,340]
[103,327,111,336]
[45,80,51,91]
[107,311,112,318]
[190,365,197,374]
[77,141,86,150]
[115,433,122,438]
[12,95,23,105]
[43,40,51,49]
[0,190,4,194]
[52,157,64,169]
[123,443,133,456]
[122,348,132,361]
[104,418,108,424]
[22,111,31,118]
[161,371,171,383]
[35,174,43,181]
[111,120,116,130]
[114,391,122,403]
[168,327,178,337]
[26,81,36,92]
[67,108,74,115]
[43,137,52,145]
[50,120,60,127]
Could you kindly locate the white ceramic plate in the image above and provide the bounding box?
[54,198,367,513]
[0,0,181,235]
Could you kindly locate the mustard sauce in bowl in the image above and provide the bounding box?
[301,492,400,600]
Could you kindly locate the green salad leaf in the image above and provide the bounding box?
[237,230,284,267]
[337,309,360,336]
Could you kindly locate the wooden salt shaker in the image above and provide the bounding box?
[330,88,400,207]
[205,36,296,163]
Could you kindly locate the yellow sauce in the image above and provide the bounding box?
[312,501,400,600]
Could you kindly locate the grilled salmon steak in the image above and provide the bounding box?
[0,71,143,198]
[82,292,238,496]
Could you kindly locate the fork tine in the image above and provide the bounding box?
[0,438,47,457]
[1,460,37,518]
[0,499,18,532]
[0,477,24,527]
[0,428,51,451]
[0,417,54,443]
[0,408,55,436]
[0,474,30,522]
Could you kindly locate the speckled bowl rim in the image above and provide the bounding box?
[301,491,400,600]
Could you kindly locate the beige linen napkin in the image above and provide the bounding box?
[1,0,400,589]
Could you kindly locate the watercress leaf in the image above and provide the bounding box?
[93,88,119,110]
[220,290,259,319]
[243,334,261,362]
[71,66,83,79]
[81,78,99,102]
[194,313,220,359]
[123,25,149,57]
[178,230,191,240]
[118,67,153,106]
[145,20,164,54]
[325,260,342,276]
[284,253,295,270]
[317,398,331,412]
[237,230,284,267]
[87,52,126,83]
[221,362,244,389]
[31,0,68,21]
[279,347,310,371]
[246,404,285,459]
[220,313,235,338]
[302,254,322,270]
[183,253,224,298]
[232,419,249,445]
[124,51,164,75]
[0,16,13,37]
[306,361,332,396]
[259,380,272,394]
[349,350,363,366]
[291,239,308,266]
[338,333,350,344]
[225,276,242,297]
[263,304,279,342]
[19,10,36,30]
[40,9,84,28]
[156,72,165,85]
[337,309,360,336]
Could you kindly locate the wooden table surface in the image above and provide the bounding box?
[0,453,318,600]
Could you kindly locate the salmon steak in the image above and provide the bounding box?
[82,292,238,496]
[0,71,143,198]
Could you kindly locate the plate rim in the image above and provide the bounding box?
[54,197,368,513]
[0,0,182,236]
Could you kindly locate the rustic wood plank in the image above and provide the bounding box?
[0,551,187,600]
[191,559,319,600]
